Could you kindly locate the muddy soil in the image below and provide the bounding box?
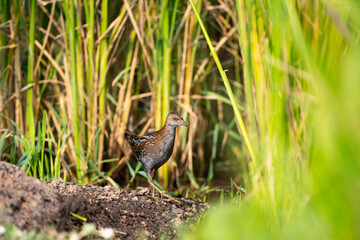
[0,162,208,239]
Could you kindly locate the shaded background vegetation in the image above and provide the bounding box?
[0,0,246,195]
[1,0,360,238]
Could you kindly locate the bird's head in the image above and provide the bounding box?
[165,112,189,128]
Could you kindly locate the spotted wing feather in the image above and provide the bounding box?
[124,131,157,159]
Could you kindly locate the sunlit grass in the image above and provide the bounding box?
[184,0,360,239]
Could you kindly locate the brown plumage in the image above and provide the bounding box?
[124,112,189,202]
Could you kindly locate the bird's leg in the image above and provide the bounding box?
[151,169,156,197]
[146,169,158,199]
[147,176,180,203]
[147,175,163,201]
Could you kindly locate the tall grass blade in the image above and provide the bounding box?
[189,0,256,163]
[25,0,36,143]
[63,0,84,182]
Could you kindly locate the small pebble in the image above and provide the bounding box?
[136,188,150,196]
[0,225,5,235]
[99,228,114,239]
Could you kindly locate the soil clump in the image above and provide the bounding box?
[0,162,208,239]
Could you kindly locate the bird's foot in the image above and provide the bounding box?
[162,192,181,204]
[147,194,161,202]
[147,192,180,204]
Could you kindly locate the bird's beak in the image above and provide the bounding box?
[180,120,189,127]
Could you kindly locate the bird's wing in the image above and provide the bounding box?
[124,130,153,157]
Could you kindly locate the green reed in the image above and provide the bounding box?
[186,0,360,239]
[25,0,36,143]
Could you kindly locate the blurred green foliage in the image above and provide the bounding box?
[184,0,360,239]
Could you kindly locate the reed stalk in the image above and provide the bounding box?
[25,0,36,143]
[75,1,86,158]
[156,0,180,190]
[97,0,109,169]
[86,0,95,158]
[63,0,84,183]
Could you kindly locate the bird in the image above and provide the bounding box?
[124,112,189,202]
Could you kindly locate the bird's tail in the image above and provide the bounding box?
[124,130,130,140]
[124,130,136,140]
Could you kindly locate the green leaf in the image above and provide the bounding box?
[137,170,147,178]
[0,130,8,156]
[70,212,87,222]
[87,158,108,180]
[0,114,24,137]
[187,169,199,189]
[126,161,135,177]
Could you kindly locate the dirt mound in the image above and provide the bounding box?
[0,162,208,239]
